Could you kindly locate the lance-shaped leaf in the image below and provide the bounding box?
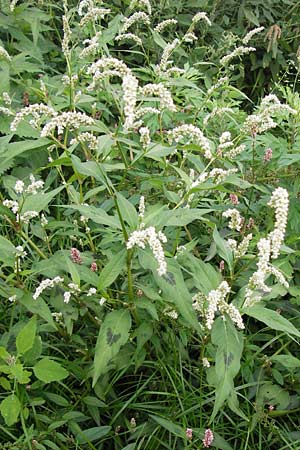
[210,317,243,421]
[243,306,300,338]
[93,309,131,387]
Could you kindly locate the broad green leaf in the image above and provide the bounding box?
[271,355,300,369]
[243,306,300,338]
[76,426,111,444]
[213,227,233,271]
[0,394,21,426]
[116,193,138,229]
[183,252,221,294]
[93,309,131,386]
[66,204,121,229]
[22,186,64,214]
[71,155,113,191]
[20,294,56,328]
[33,358,68,383]
[0,236,16,267]
[159,208,212,227]
[139,253,200,332]
[0,138,50,164]
[210,317,244,421]
[98,249,126,290]
[16,316,36,355]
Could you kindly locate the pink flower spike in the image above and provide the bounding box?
[230,193,239,205]
[264,147,273,162]
[185,428,193,440]
[90,261,98,272]
[70,247,82,264]
[203,428,214,448]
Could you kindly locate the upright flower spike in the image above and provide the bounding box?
[127,226,167,276]
[268,187,289,259]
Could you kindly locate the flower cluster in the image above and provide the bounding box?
[33,276,64,300]
[121,12,150,33]
[71,247,82,264]
[203,429,214,448]
[115,33,143,46]
[220,46,256,65]
[70,132,98,150]
[26,174,44,195]
[192,11,212,26]
[0,45,11,61]
[80,8,111,26]
[139,83,176,112]
[41,111,94,137]
[243,94,296,136]
[122,74,139,130]
[244,188,289,307]
[127,226,167,276]
[80,32,102,58]
[268,187,289,259]
[242,26,265,44]
[139,126,151,147]
[62,13,72,58]
[154,19,177,33]
[87,56,131,89]
[156,38,180,75]
[192,281,244,330]
[10,104,57,132]
[228,234,253,258]
[168,124,211,159]
[222,208,243,231]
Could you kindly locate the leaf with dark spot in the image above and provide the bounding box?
[224,352,234,367]
[106,328,121,345]
[163,272,176,285]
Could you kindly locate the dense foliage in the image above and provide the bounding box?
[1,1,300,449]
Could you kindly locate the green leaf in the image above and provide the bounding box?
[116,193,138,230]
[271,355,300,369]
[66,204,121,229]
[0,236,16,267]
[16,316,37,355]
[0,138,50,162]
[121,445,136,450]
[33,358,68,383]
[243,306,300,338]
[210,317,244,421]
[213,227,233,271]
[22,186,64,214]
[159,208,211,227]
[0,394,21,426]
[98,249,126,290]
[0,347,9,360]
[93,309,131,386]
[76,426,111,444]
[256,383,290,409]
[183,252,221,294]
[71,155,113,191]
[20,293,56,328]
[150,415,185,438]
[139,253,200,332]
[10,364,31,384]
